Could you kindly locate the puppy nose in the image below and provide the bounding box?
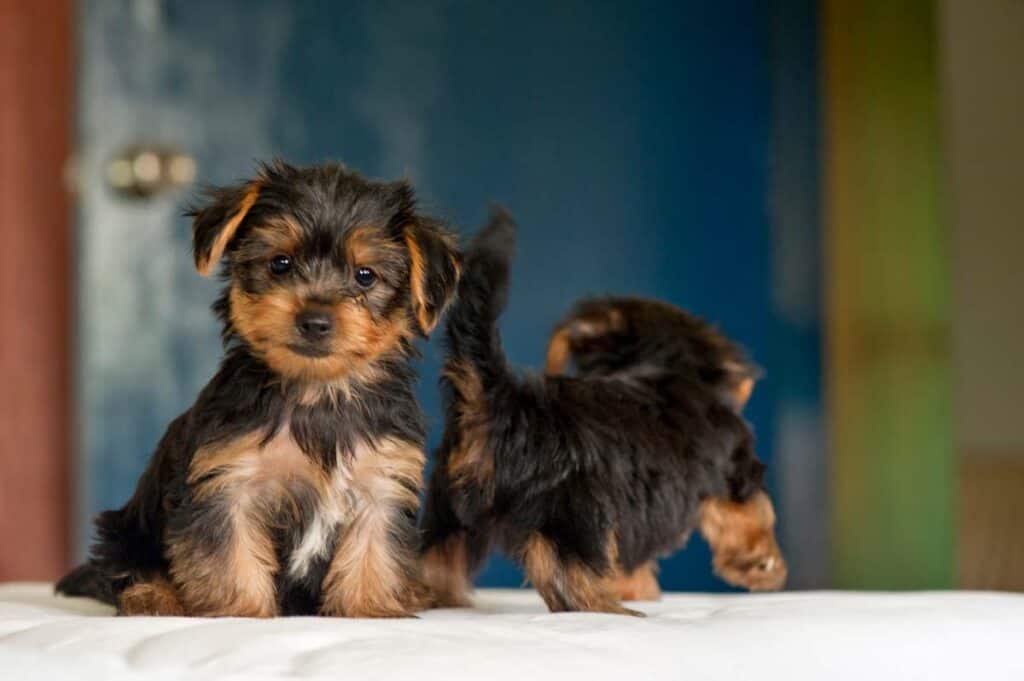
[296,309,334,341]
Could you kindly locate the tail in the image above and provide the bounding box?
[428,207,517,535]
[54,506,136,606]
[55,561,118,606]
[443,205,517,387]
[55,501,165,605]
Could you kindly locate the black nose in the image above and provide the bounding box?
[296,309,334,342]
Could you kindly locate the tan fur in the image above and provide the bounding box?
[699,491,787,591]
[605,533,661,602]
[521,533,640,616]
[119,577,186,616]
[249,215,302,254]
[229,284,413,383]
[167,526,278,617]
[443,359,494,491]
[347,224,406,269]
[544,308,626,375]
[522,534,561,595]
[197,184,261,276]
[611,562,661,601]
[402,224,459,334]
[420,533,474,608]
[186,428,328,503]
[403,227,435,333]
[169,428,328,617]
[545,327,572,375]
[226,221,419,383]
[321,438,425,618]
[169,430,428,617]
[733,376,755,408]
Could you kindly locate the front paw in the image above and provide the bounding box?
[420,557,474,609]
[320,600,418,618]
[320,578,425,619]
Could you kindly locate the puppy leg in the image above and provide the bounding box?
[321,504,420,618]
[521,534,642,616]
[420,461,493,608]
[321,438,424,618]
[166,500,280,617]
[611,561,662,602]
[421,522,492,609]
[699,490,787,591]
[421,532,474,608]
[119,576,186,616]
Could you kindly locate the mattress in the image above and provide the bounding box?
[1,583,1022,681]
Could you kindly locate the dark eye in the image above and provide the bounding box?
[269,254,292,275]
[355,266,377,288]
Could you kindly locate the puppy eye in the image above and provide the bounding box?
[269,254,292,275]
[354,266,377,288]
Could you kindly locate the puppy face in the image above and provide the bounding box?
[189,161,459,383]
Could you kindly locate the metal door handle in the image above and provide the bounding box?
[104,146,196,199]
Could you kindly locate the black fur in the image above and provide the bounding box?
[58,161,457,616]
[420,210,770,610]
[550,296,762,411]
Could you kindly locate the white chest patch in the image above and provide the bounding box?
[286,436,425,580]
[286,468,356,580]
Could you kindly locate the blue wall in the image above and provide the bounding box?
[78,0,820,591]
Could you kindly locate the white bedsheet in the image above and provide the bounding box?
[1,583,1022,680]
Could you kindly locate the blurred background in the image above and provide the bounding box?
[0,0,1020,592]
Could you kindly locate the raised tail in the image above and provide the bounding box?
[423,207,517,554]
[443,205,517,387]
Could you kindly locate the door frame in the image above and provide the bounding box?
[0,0,74,580]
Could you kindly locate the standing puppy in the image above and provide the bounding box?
[543,296,767,601]
[420,211,784,615]
[57,161,459,617]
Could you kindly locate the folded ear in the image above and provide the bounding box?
[190,182,261,276]
[722,361,757,411]
[545,307,625,375]
[403,219,461,335]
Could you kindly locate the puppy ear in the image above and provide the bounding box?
[545,324,573,375]
[190,182,261,276]
[723,362,758,411]
[545,307,625,375]
[403,219,461,335]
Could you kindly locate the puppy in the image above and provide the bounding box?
[544,296,764,600]
[57,161,459,617]
[420,211,785,614]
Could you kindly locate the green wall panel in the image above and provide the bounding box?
[824,0,955,588]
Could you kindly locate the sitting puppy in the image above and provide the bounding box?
[57,161,459,617]
[420,211,785,615]
[543,296,766,600]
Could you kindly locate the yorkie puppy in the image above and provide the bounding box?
[543,296,767,601]
[420,211,785,615]
[57,161,459,617]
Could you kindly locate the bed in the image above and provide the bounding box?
[1,583,1021,680]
